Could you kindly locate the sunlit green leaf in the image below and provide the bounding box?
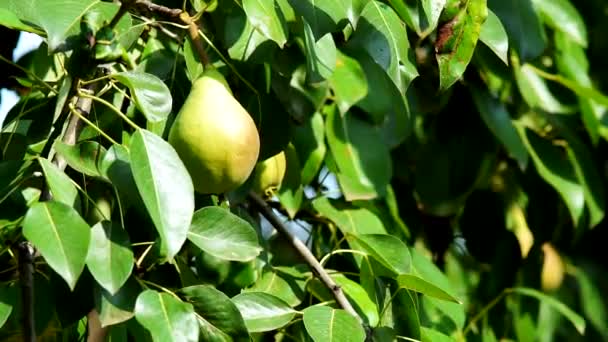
[232,292,296,332]
[23,201,90,290]
[479,9,509,65]
[112,72,172,123]
[303,306,365,342]
[187,206,261,262]
[135,290,199,342]
[130,129,194,260]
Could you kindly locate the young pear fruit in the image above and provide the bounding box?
[169,68,260,194]
[541,242,565,292]
[251,151,287,197]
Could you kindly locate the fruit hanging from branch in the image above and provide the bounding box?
[169,68,260,194]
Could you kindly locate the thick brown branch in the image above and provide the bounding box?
[247,192,362,322]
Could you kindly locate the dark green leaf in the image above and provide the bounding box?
[180,285,250,341]
[471,86,527,167]
[130,129,194,260]
[517,126,584,225]
[112,72,172,123]
[232,292,296,332]
[23,201,90,290]
[135,290,199,342]
[86,221,133,295]
[187,206,261,261]
[54,141,107,178]
[288,0,354,38]
[488,0,546,61]
[510,287,586,334]
[277,143,304,218]
[302,306,365,342]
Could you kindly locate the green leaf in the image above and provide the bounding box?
[293,112,326,185]
[510,287,586,334]
[111,72,172,123]
[242,0,288,47]
[513,63,574,114]
[517,126,584,226]
[479,9,509,65]
[349,1,418,94]
[488,0,546,61]
[54,141,107,178]
[0,7,42,32]
[554,31,605,144]
[38,157,79,208]
[224,3,272,62]
[86,221,133,295]
[331,274,379,327]
[95,277,140,327]
[22,201,90,290]
[436,0,488,90]
[421,327,455,342]
[325,106,392,200]
[187,206,261,262]
[471,86,527,167]
[302,20,337,83]
[411,250,464,328]
[183,38,204,81]
[302,306,366,342]
[180,285,250,341]
[0,284,16,329]
[422,0,447,32]
[396,274,461,303]
[532,0,587,47]
[135,290,199,342]
[130,129,194,260]
[5,0,101,52]
[353,234,411,275]
[328,52,368,114]
[232,292,296,332]
[277,143,304,219]
[247,267,307,307]
[562,129,605,227]
[287,0,354,38]
[572,268,608,336]
[312,197,387,235]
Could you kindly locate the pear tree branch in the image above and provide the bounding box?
[247,192,363,323]
[122,0,209,66]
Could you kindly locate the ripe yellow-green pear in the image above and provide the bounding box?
[169,68,260,194]
[541,242,565,292]
[251,151,286,197]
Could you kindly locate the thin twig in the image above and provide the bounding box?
[247,192,362,322]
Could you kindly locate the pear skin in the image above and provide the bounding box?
[251,151,287,197]
[169,69,260,194]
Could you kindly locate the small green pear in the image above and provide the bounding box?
[251,151,287,197]
[169,68,260,194]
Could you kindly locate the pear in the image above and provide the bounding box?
[251,151,287,197]
[540,242,565,292]
[169,68,260,194]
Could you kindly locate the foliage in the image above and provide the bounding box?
[1,0,608,341]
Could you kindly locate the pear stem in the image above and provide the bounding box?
[247,192,365,324]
